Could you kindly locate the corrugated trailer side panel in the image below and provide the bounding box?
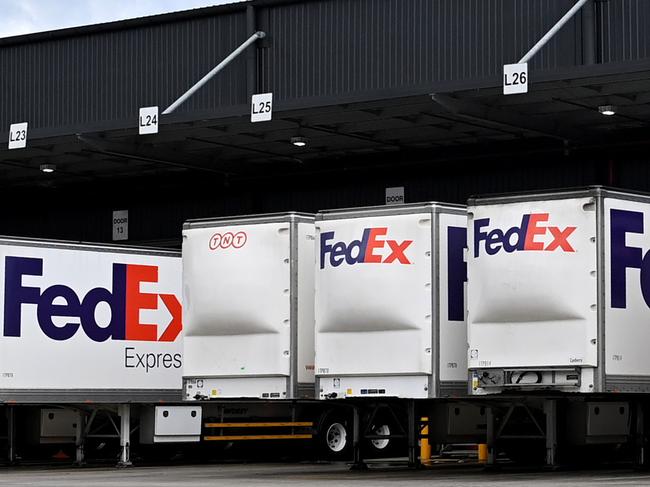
[603,192,650,392]
[436,211,468,393]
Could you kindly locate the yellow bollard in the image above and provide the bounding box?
[478,443,488,463]
[420,417,431,465]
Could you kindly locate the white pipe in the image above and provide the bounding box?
[518,0,589,64]
[163,31,266,115]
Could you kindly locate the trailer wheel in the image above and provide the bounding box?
[368,424,391,451]
[325,422,348,453]
[317,413,352,459]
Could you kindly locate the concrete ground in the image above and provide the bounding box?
[1,463,650,487]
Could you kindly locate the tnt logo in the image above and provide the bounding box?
[474,213,576,257]
[610,209,650,309]
[320,228,412,269]
[3,257,182,343]
[209,232,247,250]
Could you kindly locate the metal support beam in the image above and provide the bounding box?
[187,136,303,165]
[246,6,258,97]
[75,410,86,466]
[349,406,367,470]
[431,93,568,141]
[544,400,558,468]
[582,0,596,65]
[7,407,15,465]
[76,134,229,175]
[486,407,496,465]
[519,0,590,64]
[635,401,646,468]
[407,400,419,469]
[118,404,131,467]
[163,31,266,114]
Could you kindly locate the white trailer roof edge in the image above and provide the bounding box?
[0,235,180,256]
[317,201,466,220]
[183,211,315,229]
[468,185,650,206]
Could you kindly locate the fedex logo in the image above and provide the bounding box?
[3,257,182,342]
[320,228,412,269]
[611,209,650,309]
[474,213,576,257]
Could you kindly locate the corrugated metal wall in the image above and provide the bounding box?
[0,11,248,133]
[0,0,590,136]
[261,0,581,101]
[597,0,650,63]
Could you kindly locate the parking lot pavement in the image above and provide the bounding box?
[2,463,650,487]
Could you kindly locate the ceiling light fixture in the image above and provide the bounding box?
[598,105,616,116]
[290,136,308,147]
[40,163,56,173]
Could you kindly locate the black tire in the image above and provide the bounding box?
[317,412,352,460]
[364,420,395,457]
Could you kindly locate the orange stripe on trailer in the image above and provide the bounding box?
[204,422,313,428]
[204,434,313,441]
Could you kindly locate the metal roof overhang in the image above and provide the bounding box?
[2,58,650,189]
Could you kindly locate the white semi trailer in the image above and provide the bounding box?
[313,202,487,462]
[179,213,345,456]
[178,206,482,464]
[10,191,646,468]
[174,192,650,467]
[467,187,650,466]
[315,202,468,399]
[0,237,197,465]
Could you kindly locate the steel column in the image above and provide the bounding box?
[350,406,366,470]
[582,0,596,65]
[7,407,15,464]
[75,410,86,466]
[118,404,132,467]
[486,407,496,465]
[246,6,258,97]
[544,400,558,467]
[407,401,418,468]
[635,401,646,468]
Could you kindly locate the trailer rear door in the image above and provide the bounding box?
[183,223,291,379]
[467,197,597,369]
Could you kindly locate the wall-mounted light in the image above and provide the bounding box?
[40,163,56,173]
[598,105,616,116]
[290,136,308,147]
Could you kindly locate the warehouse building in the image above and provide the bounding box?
[1,0,649,246]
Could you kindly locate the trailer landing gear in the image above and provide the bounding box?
[117,404,131,467]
